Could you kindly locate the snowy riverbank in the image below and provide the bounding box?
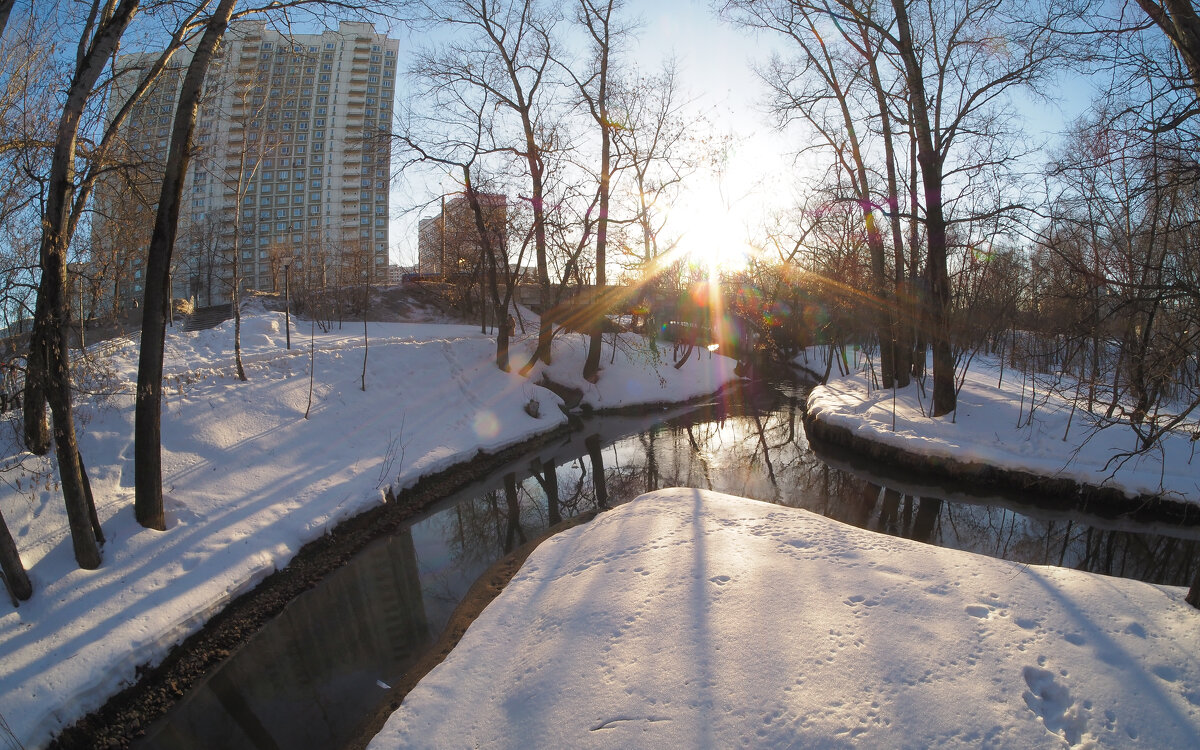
[801,351,1199,510]
[368,488,1200,748]
[0,303,740,749]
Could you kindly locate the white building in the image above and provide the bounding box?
[94,20,398,309]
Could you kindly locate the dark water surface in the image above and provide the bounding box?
[133,379,1200,749]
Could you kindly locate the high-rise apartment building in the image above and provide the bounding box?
[93,20,398,310]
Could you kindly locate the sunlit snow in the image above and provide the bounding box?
[369,489,1200,748]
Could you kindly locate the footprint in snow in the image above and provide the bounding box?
[1022,665,1091,746]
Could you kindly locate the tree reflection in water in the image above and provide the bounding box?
[439,380,1200,587]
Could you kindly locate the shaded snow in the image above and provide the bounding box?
[370,489,1200,749]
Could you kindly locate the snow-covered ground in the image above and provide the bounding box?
[0,302,740,749]
[803,349,1200,503]
[369,488,1200,749]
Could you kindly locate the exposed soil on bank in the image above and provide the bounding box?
[802,408,1200,526]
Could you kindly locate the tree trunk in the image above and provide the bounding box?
[1136,0,1200,103]
[0,507,31,602]
[135,0,238,530]
[361,275,369,391]
[891,0,954,415]
[582,3,613,383]
[496,307,512,371]
[1187,564,1200,609]
[22,295,49,455]
[864,26,911,388]
[22,0,143,567]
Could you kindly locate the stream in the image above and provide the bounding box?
[132,377,1200,749]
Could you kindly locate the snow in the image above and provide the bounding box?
[369,488,1200,749]
[526,332,736,410]
[4,309,1198,749]
[0,303,740,749]
[803,350,1200,503]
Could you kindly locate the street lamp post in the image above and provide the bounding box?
[283,262,291,350]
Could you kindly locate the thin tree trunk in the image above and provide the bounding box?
[305,317,315,419]
[362,274,369,391]
[582,1,613,383]
[135,0,238,530]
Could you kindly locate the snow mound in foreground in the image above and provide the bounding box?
[371,489,1200,749]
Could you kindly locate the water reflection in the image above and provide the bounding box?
[135,379,1200,749]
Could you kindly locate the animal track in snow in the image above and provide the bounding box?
[1022,665,1092,746]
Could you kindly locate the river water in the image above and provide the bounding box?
[133,378,1200,749]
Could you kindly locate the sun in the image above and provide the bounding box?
[668,179,754,276]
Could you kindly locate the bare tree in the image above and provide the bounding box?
[725,0,1072,415]
[609,62,697,283]
[135,0,240,531]
[412,0,561,364]
[568,0,629,382]
[23,0,146,568]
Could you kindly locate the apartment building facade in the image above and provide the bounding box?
[93,20,398,310]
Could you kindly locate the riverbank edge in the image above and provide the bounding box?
[47,421,572,750]
[46,373,745,750]
[801,406,1200,526]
